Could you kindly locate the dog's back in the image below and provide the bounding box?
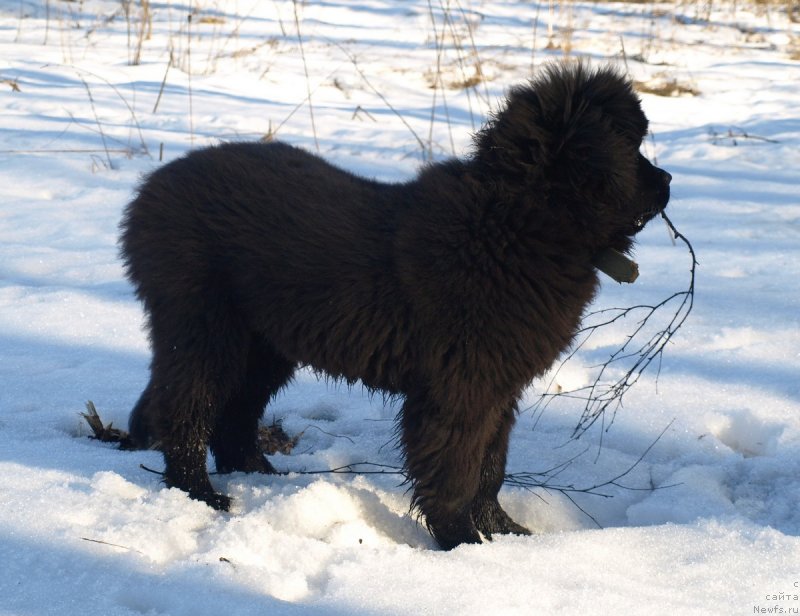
[121,141,415,391]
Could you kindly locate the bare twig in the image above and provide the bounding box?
[530,212,696,438]
[1,78,21,92]
[64,110,139,157]
[281,461,405,477]
[708,126,780,145]
[81,401,134,448]
[140,464,164,476]
[219,556,236,569]
[47,64,151,158]
[292,0,319,152]
[426,0,456,158]
[329,40,428,158]
[301,424,355,444]
[81,537,143,554]
[506,421,675,497]
[265,60,347,142]
[187,10,194,145]
[452,0,490,104]
[78,77,114,169]
[505,421,679,527]
[152,49,174,114]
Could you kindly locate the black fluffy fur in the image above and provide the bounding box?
[120,62,671,550]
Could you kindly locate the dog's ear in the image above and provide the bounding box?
[543,62,648,142]
[472,77,556,181]
[538,62,648,199]
[474,63,647,192]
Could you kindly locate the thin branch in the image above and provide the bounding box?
[267,60,348,141]
[708,126,780,145]
[292,0,319,152]
[81,537,144,554]
[46,64,151,157]
[328,40,428,158]
[529,211,696,438]
[505,420,678,500]
[187,10,194,145]
[78,77,114,169]
[152,49,173,114]
[301,424,355,444]
[278,461,405,478]
[427,0,456,158]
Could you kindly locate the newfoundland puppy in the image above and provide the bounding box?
[120,62,671,550]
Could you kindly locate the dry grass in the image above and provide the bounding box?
[258,420,301,455]
[10,1,798,166]
[1,78,21,92]
[121,0,152,66]
[81,401,301,457]
[82,401,134,449]
[634,74,701,97]
[790,36,800,58]
[197,15,226,25]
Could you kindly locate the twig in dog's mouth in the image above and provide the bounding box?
[530,211,696,439]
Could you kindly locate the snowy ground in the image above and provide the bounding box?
[1,0,800,614]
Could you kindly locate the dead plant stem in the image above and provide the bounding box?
[293,0,320,152]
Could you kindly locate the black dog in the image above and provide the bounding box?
[120,62,671,549]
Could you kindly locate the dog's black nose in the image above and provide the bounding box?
[661,169,672,185]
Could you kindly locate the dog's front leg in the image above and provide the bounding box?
[471,401,531,539]
[399,389,496,549]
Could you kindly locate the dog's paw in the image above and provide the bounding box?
[191,488,232,511]
[472,498,531,540]
[428,510,483,550]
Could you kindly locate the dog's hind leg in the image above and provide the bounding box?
[471,402,531,540]
[144,302,252,511]
[128,378,156,448]
[210,337,296,474]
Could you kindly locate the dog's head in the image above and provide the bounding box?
[475,62,671,254]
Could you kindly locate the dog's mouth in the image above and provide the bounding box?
[632,205,664,232]
[607,202,666,254]
[628,165,671,234]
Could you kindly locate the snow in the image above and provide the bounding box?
[1,0,799,613]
